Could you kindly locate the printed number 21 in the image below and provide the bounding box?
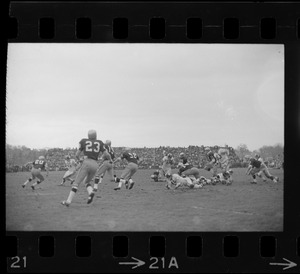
[149,257,179,269]
[10,256,27,268]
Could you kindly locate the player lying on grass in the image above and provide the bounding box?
[245,156,279,184]
[151,170,165,182]
[92,140,116,193]
[61,129,106,207]
[22,156,49,190]
[113,148,141,190]
[166,174,203,189]
[210,169,234,185]
[60,155,81,186]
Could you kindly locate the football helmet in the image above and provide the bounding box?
[88,129,97,140]
[39,156,45,160]
[105,140,111,145]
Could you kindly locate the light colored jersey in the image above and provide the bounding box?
[257,157,264,163]
[162,156,173,170]
[172,174,193,187]
[65,159,77,169]
[216,173,226,181]
[218,148,229,161]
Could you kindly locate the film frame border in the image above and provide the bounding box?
[4,1,300,273]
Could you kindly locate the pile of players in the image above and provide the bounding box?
[157,147,234,190]
[21,130,279,206]
[151,146,279,189]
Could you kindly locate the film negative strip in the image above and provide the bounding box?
[4,1,300,273]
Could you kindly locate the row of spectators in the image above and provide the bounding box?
[39,145,239,171]
[7,145,283,173]
[7,145,236,172]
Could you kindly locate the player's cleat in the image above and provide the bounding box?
[22,184,25,188]
[165,184,170,189]
[87,192,95,204]
[263,178,267,182]
[61,200,70,207]
[125,181,129,189]
[59,181,64,186]
[70,179,75,185]
[128,181,135,190]
[31,185,35,190]
[114,187,121,190]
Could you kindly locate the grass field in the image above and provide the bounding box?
[6,168,283,231]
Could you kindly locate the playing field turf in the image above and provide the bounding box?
[6,168,283,231]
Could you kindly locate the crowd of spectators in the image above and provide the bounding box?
[45,145,238,170]
[6,145,243,172]
[7,144,284,173]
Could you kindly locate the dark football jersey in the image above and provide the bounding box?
[179,156,193,171]
[79,138,105,160]
[121,152,139,164]
[222,172,231,180]
[181,156,188,165]
[104,144,115,160]
[207,151,217,162]
[32,159,46,170]
[250,158,261,168]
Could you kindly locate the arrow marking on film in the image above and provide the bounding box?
[119,257,145,269]
[269,258,297,271]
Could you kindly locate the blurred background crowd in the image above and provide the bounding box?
[6,143,283,172]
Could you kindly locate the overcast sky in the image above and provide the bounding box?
[6,43,284,151]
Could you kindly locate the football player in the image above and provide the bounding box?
[92,140,116,192]
[113,148,140,190]
[217,147,230,172]
[211,169,233,185]
[166,174,203,190]
[254,154,267,182]
[22,156,49,190]
[204,146,221,176]
[161,153,174,178]
[61,129,106,206]
[60,155,79,185]
[246,157,279,184]
[177,152,202,179]
[151,170,161,182]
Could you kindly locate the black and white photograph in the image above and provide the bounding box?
[6,43,284,231]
